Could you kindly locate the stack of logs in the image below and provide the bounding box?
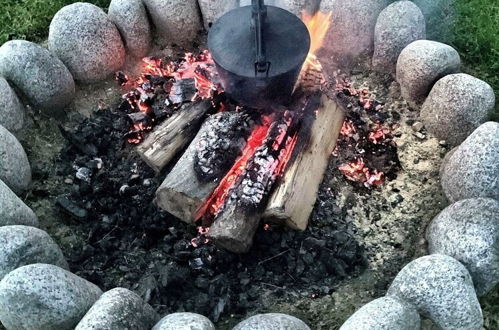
[137,64,345,253]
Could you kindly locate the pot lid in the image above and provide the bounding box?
[208,4,311,79]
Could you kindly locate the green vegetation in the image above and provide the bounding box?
[0,0,497,118]
[450,0,499,120]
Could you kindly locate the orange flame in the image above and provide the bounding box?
[301,11,332,56]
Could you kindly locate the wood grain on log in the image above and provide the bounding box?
[155,111,249,223]
[263,94,344,230]
[206,200,260,253]
[137,100,212,173]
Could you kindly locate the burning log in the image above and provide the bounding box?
[155,111,254,222]
[205,199,260,253]
[137,100,212,173]
[202,112,301,253]
[263,94,345,230]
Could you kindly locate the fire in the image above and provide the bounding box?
[195,115,274,221]
[301,11,332,56]
[338,158,385,188]
[117,51,222,144]
[296,11,331,92]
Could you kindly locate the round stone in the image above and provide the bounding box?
[0,263,102,329]
[108,0,151,58]
[440,122,499,202]
[76,288,159,329]
[373,1,426,73]
[142,0,202,47]
[0,225,68,280]
[319,0,336,12]
[421,74,495,146]
[48,2,125,83]
[198,0,239,29]
[322,0,391,61]
[396,40,461,107]
[387,254,483,330]
[274,0,321,17]
[340,296,421,330]
[233,313,311,330]
[153,312,215,330]
[0,179,38,227]
[0,124,31,194]
[0,40,75,111]
[0,77,25,133]
[427,198,499,296]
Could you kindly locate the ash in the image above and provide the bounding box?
[194,111,254,182]
[51,100,366,322]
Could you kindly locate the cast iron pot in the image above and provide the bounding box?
[208,0,311,109]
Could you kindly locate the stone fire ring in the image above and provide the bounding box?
[0,0,497,329]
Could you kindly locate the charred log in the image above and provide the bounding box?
[206,199,260,253]
[155,111,253,223]
[264,94,345,230]
[194,111,254,182]
[137,100,212,173]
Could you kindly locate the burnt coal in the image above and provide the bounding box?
[169,78,197,105]
[50,100,366,320]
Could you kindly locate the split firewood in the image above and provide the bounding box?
[155,111,253,223]
[263,94,344,230]
[206,200,260,253]
[137,100,212,173]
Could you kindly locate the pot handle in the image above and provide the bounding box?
[252,0,270,77]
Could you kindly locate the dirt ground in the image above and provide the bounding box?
[12,47,499,330]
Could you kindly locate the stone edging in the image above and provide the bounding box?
[0,0,496,329]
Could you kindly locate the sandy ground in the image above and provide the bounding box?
[9,49,498,329]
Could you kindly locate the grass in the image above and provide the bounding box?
[0,0,497,119]
[450,0,499,121]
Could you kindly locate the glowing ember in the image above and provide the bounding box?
[340,120,357,138]
[338,158,385,188]
[368,123,393,144]
[117,51,222,144]
[195,116,274,221]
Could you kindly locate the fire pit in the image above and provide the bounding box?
[0,0,497,329]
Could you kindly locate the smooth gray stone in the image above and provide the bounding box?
[0,179,38,227]
[233,313,311,330]
[387,254,483,330]
[198,0,239,29]
[421,73,495,146]
[319,0,336,12]
[322,0,391,61]
[49,3,125,83]
[440,122,499,202]
[153,312,215,330]
[76,287,159,330]
[340,296,421,330]
[142,0,201,47]
[427,198,499,296]
[274,0,321,17]
[0,40,75,111]
[0,124,31,194]
[0,264,102,330]
[373,1,426,73]
[109,0,151,58]
[0,76,25,133]
[0,225,68,280]
[396,40,460,108]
